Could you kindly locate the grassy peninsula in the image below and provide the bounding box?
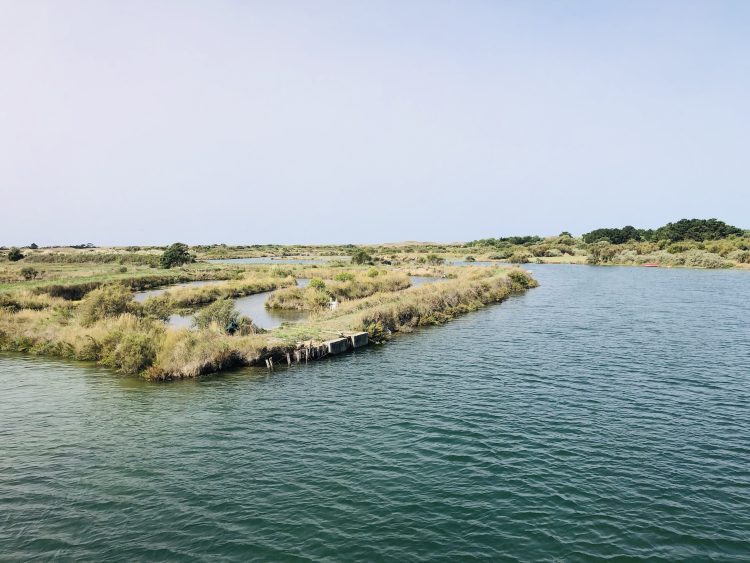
[0,248,537,379]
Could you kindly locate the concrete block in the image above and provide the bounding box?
[349,332,369,349]
[326,337,350,355]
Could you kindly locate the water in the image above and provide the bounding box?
[167,279,312,331]
[409,275,447,287]
[2,265,749,561]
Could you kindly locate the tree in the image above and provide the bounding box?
[351,248,373,265]
[29,243,38,249]
[7,247,24,261]
[160,242,194,269]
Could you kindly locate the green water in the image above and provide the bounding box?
[1,265,749,561]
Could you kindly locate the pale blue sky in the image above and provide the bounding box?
[1,1,748,246]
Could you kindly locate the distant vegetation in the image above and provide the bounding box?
[582,219,744,244]
[463,218,748,269]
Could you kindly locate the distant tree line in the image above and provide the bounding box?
[466,236,543,247]
[582,219,745,244]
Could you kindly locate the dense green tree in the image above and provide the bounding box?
[653,218,744,242]
[160,242,194,269]
[583,219,744,244]
[582,226,643,244]
[29,243,38,249]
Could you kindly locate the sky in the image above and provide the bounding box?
[1,0,749,246]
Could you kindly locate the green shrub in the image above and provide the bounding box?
[102,330,159,374]
[367,267,379,277]
[20,267,39,280]
[7,247,24,261]
[193,299,252,334]
[465,255,476,262]
[141,294,173,321]
[351,248,373,265]
[682,249,731,269]
[305,288,331,309]
[586,242,616,265]
[309,278,326,290]
[79,285,136,326]
[334,272,355,282]
[160,243,194,269]
[508,251,533,264]
[728,249,750,264]
[507,269,535,289]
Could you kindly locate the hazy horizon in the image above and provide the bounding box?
[2,1,749,246]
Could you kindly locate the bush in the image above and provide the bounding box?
[160,243,194,269]
[426,253,445,265]
[102,329,160,374]
[351,248,373,265]
[682,250,731,269]
[586,242,616,265]
[508,251,533,264]
[29,243,38,249]
[728,249,750,264]
[118,266,128,273]
[193,299,252,334]
[309,278,326,290]
[305,288,331,309]
[7,247,24,261]
[20,267,39,280]
[367,267,379,277]
[79,285,136,326]
[508,269,535,290]
[141,294,173,321]
[334,272,355,282]
[465,255,476,262]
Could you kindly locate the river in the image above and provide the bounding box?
[1,265,748,560]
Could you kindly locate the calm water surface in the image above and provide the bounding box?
[2,265,749,561]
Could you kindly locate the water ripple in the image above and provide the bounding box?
[1,265,749,560]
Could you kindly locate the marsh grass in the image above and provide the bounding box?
[0,260,537,379]
[266,271,411,311]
